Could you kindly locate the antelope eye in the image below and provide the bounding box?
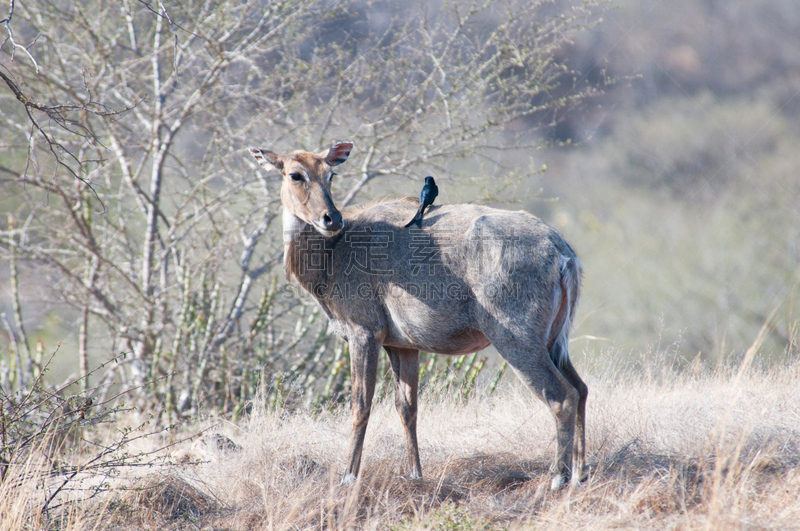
[289,172,304,182]
[328,172,336,182]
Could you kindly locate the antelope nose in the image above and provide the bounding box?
[322,210,343,232]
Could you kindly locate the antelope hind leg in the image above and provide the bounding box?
[560,357,588,483]
[496,343,579,490]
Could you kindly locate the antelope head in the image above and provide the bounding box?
[249,142,353,237]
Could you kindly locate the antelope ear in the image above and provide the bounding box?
[249,148,284,172]
[320,141,353,167]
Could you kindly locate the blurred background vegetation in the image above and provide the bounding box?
[534,0,800,367]
[1,0,798,424]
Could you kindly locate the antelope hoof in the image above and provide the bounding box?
[550,473,569,491]
[340,473,357,486]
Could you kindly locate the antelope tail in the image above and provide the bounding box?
[546,255,583,369]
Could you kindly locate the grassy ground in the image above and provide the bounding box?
[3,338,799,530]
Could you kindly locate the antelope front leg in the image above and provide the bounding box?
[386,347,422,478]
[342,334,381,484]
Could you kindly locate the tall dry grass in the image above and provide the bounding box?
[3,344,800,530]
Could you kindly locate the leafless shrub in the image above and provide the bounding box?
[0,0,606,418]
[0,343,196,522]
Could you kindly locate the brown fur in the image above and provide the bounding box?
[283,197,418,281]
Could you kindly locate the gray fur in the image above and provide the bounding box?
[249,144,588,489]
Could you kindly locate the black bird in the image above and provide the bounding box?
[404,176,438,228]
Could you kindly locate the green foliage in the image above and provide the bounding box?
[608,94,788,200]
[541,95,800,363]
[419,353,506,401]
[388,503,495,531]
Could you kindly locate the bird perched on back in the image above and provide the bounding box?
[404,176,438,228]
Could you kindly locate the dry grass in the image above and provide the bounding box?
[3,350,800,530]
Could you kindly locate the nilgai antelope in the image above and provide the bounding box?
[249,142,587,489]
